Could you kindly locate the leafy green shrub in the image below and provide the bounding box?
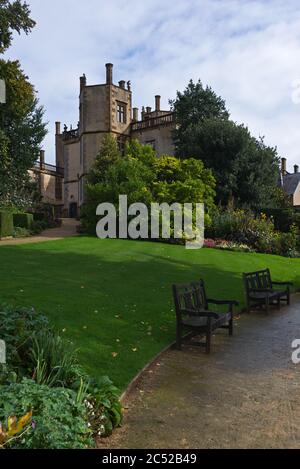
[13,226,31,238]
[29,330,82,388]
[0,211,13,238]
[0,379,93,449]
[33,204,55,223]
[0,306,49,375]
[82,138,216,237]
[30,220,48,234]
[207,208,299,257]
[85,376,123,437]
[0,305,123,446]
[257,207,300,233]
[13,213,33,230]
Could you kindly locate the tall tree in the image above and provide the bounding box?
[172,81,280,208]
[0,59,46,208]
[0,2,46,208]
[0,0,35,53]
[170,79,229,156]
[87,134,121,185]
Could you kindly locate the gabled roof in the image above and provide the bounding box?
[282,172,300,195]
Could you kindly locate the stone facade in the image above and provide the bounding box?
[29,150,64,216]
[55,63,175,217]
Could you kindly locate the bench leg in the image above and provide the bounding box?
[229,317,233,336]
[176,325,182,351]
[277,296,281,310]
[206,331,211,354]
[287,289,290,306]
[265,297,270,314]
[206,321,212,354]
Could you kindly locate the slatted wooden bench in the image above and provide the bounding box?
[243,268,292,313]
[172,280,239,354]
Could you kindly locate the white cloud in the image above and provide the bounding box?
[4,0,300,170]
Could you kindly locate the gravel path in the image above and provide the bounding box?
[0,218,79,246]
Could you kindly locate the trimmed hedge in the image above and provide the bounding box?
[0,211,13,238]
[13,213,34,230]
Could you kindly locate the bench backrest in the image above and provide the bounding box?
[172,280,207,320]
[243,268,272,294]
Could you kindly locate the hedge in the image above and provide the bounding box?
[0,211,13,238]
[13,213,34,230]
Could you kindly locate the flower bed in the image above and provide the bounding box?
[206,209,299,257]
[0,305,122,449]
[204,238,254,253]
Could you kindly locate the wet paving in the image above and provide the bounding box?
[103,294,300,449]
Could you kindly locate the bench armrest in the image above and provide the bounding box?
[180,308,219,319]
[271,281,293,286]
[207,299,239,307]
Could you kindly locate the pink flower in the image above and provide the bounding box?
[204,239,216,248]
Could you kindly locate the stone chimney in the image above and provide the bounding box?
[294,164,299,174]
[155,95,161,112]
[281,157,287,176]
[40,150,45,170]
[146,106,152,114]
[55,122,61,135]
[119,80,125,89]
[106,63,113,85]
[80,74,86,91]
[133,108,139,122]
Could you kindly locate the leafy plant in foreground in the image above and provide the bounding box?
[0,379,93,449]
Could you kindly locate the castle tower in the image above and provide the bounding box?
[58,64,132,217]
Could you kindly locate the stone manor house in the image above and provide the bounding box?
[33,63,300,216]
[35,63,175,218]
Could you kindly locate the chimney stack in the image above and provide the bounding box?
[55,122,61,135]
[80,74,86,91]
[294,164,299,174]
[40,150,45,170]
[146,106,152,114]
[133,108,139,122]
[106,63,113,85]
[119,80,125,89]
[155,95,161,112]
[281,157,287,176]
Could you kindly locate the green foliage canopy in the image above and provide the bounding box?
[172,80,280,208]
[0,0,35,53]
[82,138,216,234]
[0,60,46,208]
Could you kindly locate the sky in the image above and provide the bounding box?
[4,0,300,169]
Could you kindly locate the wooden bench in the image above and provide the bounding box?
[172,280,239,354]
[243,268,292,313]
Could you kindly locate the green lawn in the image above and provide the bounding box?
[0,237,299,390]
